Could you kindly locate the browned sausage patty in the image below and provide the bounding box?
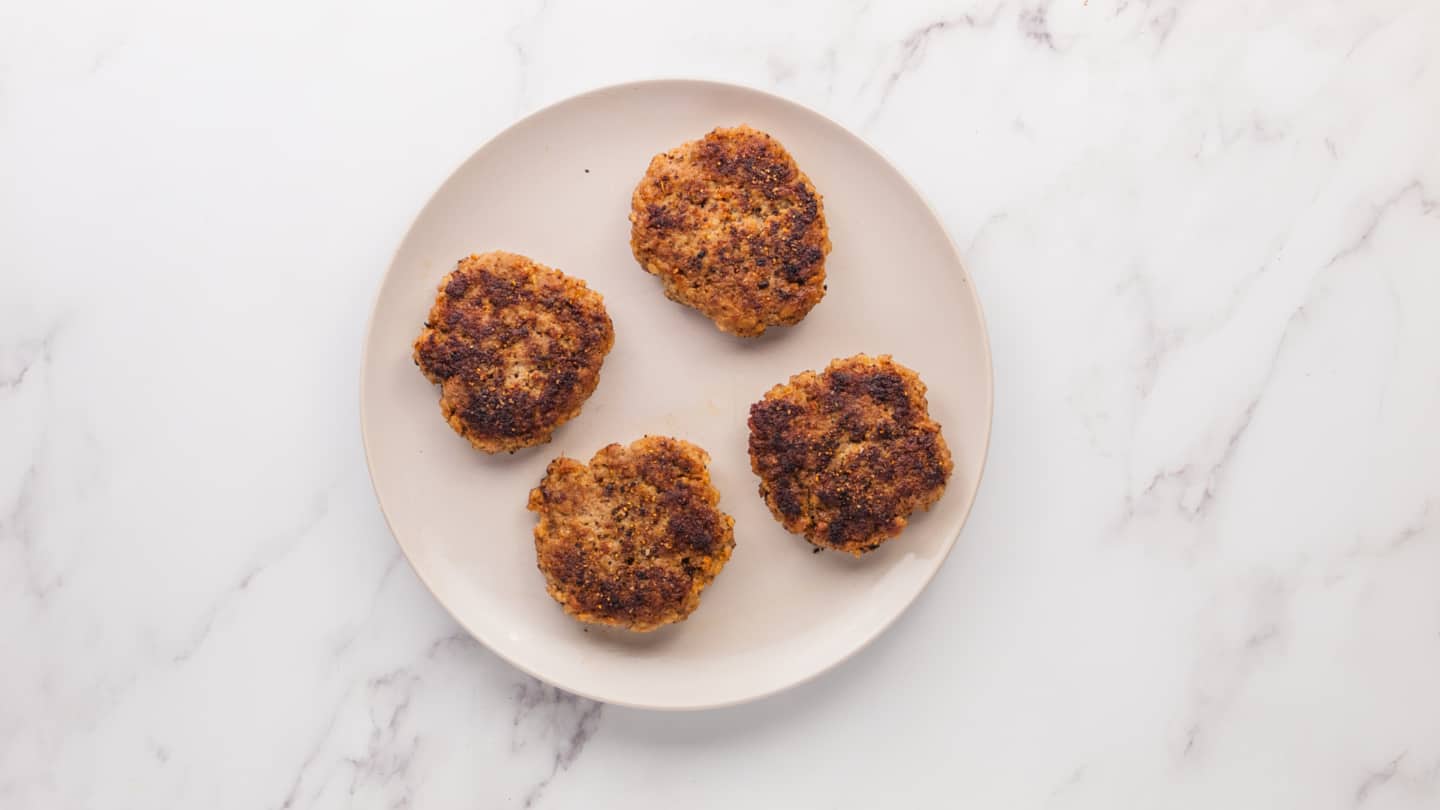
[748,355,952,555]
[412,252,614,453]
[629,125,831,337]
[528,436,736,631]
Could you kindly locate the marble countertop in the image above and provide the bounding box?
[5,0,1440,807]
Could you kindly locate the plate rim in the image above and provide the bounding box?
[358,77,995,710]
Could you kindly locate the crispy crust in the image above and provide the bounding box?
[412,252,614,453]
[528,436,736,631]
[747,355,952,555]
[629,125,832,337]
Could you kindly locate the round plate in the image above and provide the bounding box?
[361,80,993,710]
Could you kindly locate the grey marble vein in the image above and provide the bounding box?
[1017,3,1057,51]
[507,0,552,114]
[1326,181,1439,269]
[511,680,603,809]
[172,485,337,664]
[867,7,1001,127]
[1355,754,1404,806]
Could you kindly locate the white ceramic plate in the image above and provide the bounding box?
[361,80,993,710]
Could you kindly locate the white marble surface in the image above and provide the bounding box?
[4,0,1440,806]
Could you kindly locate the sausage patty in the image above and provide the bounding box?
[629,125,831,337]
[748,354,952,555]
[528,436,736,631]
[413,252,614,453]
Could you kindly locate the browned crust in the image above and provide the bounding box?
[747,354,953,555]
[628,125,832,337]
[412,252,614,453]
[528,436,736,631]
